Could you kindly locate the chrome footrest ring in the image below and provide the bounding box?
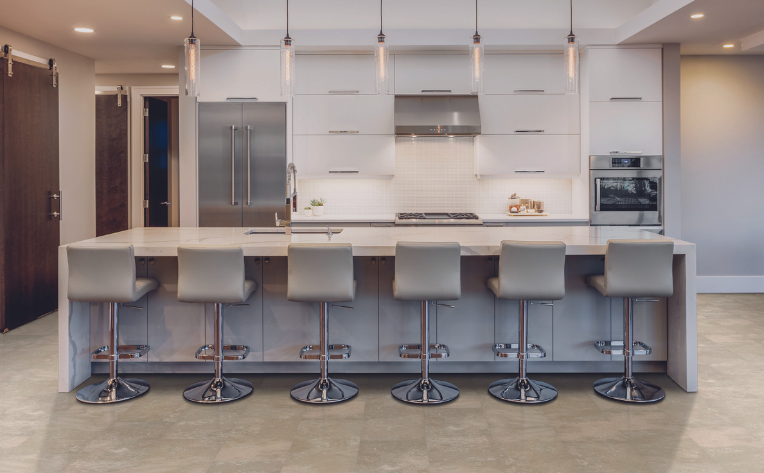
[299,344,351,360]
[594,340,652,356]
[91,345,149,360]
[398,343,450,359]
[492,343,546,359]
[194,344,250,361]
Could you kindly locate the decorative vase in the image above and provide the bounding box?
[312,206,324,216]
[303,209,312,216]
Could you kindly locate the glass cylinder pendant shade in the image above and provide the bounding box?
[470,34,484,95]
[375,34,389,94]
[565,34,579,95]
[280,37,295,97]
[184,36,200,97]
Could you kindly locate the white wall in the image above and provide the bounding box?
[681,56,764,292]
[96,73,178,88]
[0,26,96,245]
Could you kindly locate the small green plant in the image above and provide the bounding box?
[310,198,326,207]
[304,206,311,210]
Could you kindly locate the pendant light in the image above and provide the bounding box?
[565,0,579,95]
[375,0,389,95]
[184,0,200,97]
[470,0,484,95]
[280,0,295,97]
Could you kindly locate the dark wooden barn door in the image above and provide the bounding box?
[95,92,128,236]
[143,97,169,227]
[0,58,60,331]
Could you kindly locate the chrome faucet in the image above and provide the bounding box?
[276,163,298,235]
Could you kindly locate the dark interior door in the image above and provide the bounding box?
[0,58,60,331]
[143,97,169,227]
[96,93,128,236]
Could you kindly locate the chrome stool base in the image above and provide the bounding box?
[290,377,359,404]
[391,377,459,404]
[593,376,665,403]
[183,376,253,404]
[488,377,557,404]
[76,377,150,404]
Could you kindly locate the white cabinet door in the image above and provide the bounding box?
[295,54,383,95]
[292,135,395,178]
[199,49,282,102]
[477,135,581,177]
[588,48,663,102]
[589,102,663,156]
[394,55,471,95]
[484,54,566,95]
[479,95,579,135]
[293,95,394,134]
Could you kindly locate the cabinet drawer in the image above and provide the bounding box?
[589,101,663,156]
[588,48,662,102]
[199,49,282,102]
[295,54,382,95]
[394,55,471,95]
[292,135,395,178]
[477,135,580,177]
[293,95,394,134]
[479,95,579,135]
[484,54,565,95]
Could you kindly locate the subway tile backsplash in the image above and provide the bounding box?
[298,137,572,215]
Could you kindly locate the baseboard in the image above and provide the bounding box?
[697,276,764,293]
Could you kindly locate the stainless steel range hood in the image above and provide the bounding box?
[394,95,481,136]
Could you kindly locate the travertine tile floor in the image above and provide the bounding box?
[1,294,763,473]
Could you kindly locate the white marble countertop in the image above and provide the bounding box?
[290,213,589,223]
[291,213,395,223]
[66,226,694,257]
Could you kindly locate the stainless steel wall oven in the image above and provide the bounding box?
[589,155,662,226]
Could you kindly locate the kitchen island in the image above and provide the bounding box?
[58,226,697,393]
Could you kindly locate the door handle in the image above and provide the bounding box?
[49,191,62,220]
[230,125,238,206]
[159,202,171,205]
[245,125,251,205]
[595,178,601,211]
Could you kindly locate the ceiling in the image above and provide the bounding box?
[0,0,762,74]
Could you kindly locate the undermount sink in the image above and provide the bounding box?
[244,227,343,235]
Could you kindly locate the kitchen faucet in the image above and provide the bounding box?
[276,163,297,234]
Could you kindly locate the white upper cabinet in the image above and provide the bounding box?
[588,48,663,102]
[589,102,663,156]
[479,95,579,135]
[292,135,395,178]
[484,54,566,95]
[295,55,386,95]
[477,135,581,177]
[293,95,394,134]
[394,55,471,95]
[199,49,282,102]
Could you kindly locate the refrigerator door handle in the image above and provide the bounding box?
[246,125,251,205]
[230,125,238,206]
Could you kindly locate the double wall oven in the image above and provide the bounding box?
[589,155,662,226]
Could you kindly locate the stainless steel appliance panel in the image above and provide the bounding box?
[243,103,287,227]
[198,103,243,226]
[589,155,663,226]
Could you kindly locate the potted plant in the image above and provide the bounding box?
[303,206,312,217]
[310,198,326,216]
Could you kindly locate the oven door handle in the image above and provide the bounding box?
[594,178,601,211]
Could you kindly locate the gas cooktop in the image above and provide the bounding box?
[395,212,483,225]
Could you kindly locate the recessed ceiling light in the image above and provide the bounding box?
[170,16,183,20]
[162,65,176,68]
[723,44,735,48]
[74,27,94,33]
[691,13,704,19]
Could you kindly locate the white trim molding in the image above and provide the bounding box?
[697,276,764,294]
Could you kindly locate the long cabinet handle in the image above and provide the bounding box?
[230,125,238,206]
[515,170,545,173]
[610,97,642,100]
[245,125,251,205]
[328,130,359,134]
[610,151,642,155]
[595,178,601,211]
[515,130,545,133]
[421,89,451,93]
[328,90,359,94]
[514,89,545,93]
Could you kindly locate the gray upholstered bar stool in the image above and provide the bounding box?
[487,241,566,404]
[177,245,257,403]
[586,239,674,403]
[391,242,461,404]
[288,243,358,403]
[67,244,158,404]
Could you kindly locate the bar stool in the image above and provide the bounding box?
[177,245,257,403]
[287,243,358,403]
[67,244,158,404]
[391,242,461,404]
[486,241,566,404]
[586,239,674,403]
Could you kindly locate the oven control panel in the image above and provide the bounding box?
[611,157,641,168]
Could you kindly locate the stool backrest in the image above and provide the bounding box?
[177,245,247,303]
[604,239,674,298]
[497,241,566,301]
[287,243,355,302]
[67,244,137,303]
[394,242,461,301]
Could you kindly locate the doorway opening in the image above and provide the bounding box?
[143,96,179,227]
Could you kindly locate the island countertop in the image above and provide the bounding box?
[65,226,694,257]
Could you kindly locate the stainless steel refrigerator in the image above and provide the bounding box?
[198,102,287,227]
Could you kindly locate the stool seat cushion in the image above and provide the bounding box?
[491,241,566,301]
[587,239,674,298]
[243,280,258,301]
[486,277,500,297]
[288,243,355,302]
[585,275,607,297]
[177,245,254,303]
[393,242,461,301]
[134,279,160,301]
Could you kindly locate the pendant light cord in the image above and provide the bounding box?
[190,0,195,38]
[475,0,478,35]
[380,0,383,35]
[569,0,574,35]
[286,0,290,38]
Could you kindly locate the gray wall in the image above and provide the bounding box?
[681,56,764,284]
[96,73,178,87]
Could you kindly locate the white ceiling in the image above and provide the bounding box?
[0,0,762,74]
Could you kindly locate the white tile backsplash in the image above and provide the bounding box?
[298,136,572,216]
